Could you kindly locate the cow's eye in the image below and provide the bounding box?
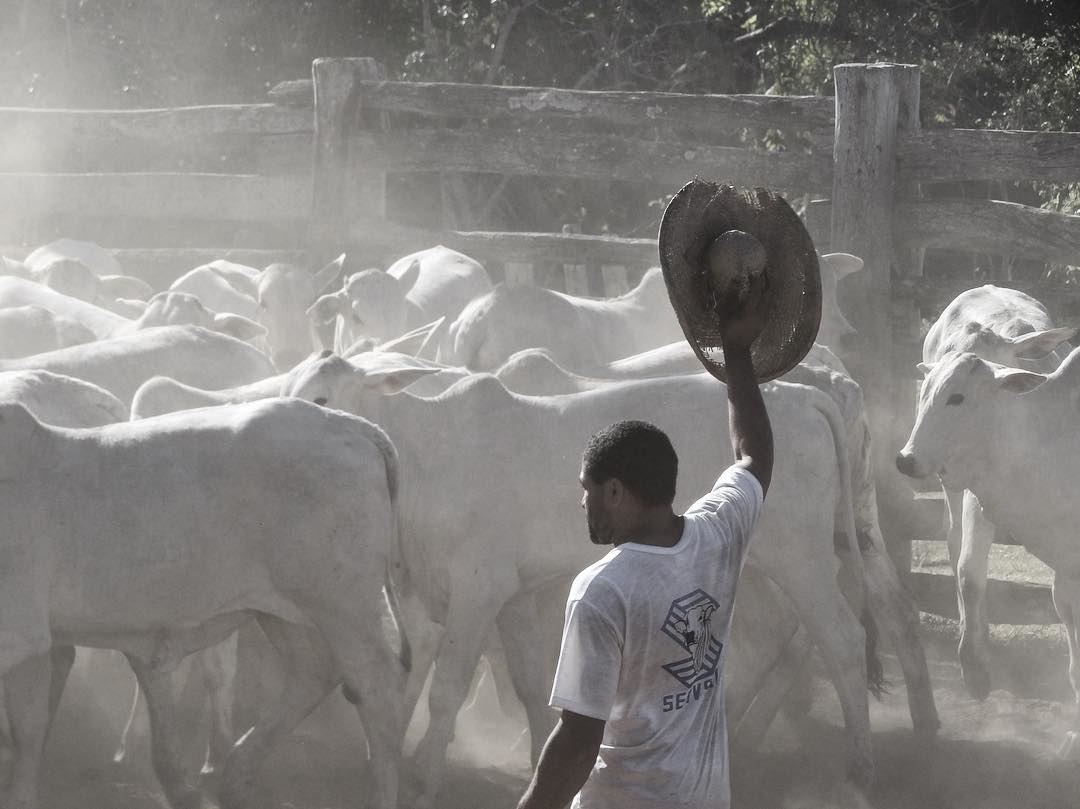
[313,397,328,406]
[946,393,964,406]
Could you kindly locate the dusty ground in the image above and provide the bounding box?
[21,617,1080,809]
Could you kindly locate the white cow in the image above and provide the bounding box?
[0,369,127,426]
[918,284,1075,698]
[255,256,345,371]
[169,262,261,320]
[0,398,408,809]
[23,237,124,278]
[0,325,274,404]
[130,326,446,420]
[118,291,265,342]
[0,306,97,358]
[5,252,155,316]
[897,349,1080,759]
[283,352,878,804]
[0,276,130,339]
[308,246,492,354]
[446,266,681,373]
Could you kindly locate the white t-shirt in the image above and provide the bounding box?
[550,465,764,809]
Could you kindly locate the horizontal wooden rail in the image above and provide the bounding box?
[909,571,1057,625]
[349,220,659,268]
[352,129,831,189]
[272,78,835,133]
[0,173,311,222]
[896,198,1080,267]
[899,129,1080,183]
[0,104,312,173]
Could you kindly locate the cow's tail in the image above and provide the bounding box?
[366,420,413,674]
[811,388,885,698]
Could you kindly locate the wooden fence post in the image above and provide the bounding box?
[831,63,921,576]
[310,57,387,267]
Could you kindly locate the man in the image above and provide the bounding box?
[516,278,772,809]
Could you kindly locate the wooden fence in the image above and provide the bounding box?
[3,58,1079,627]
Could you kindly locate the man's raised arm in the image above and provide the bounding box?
[720,270,773,496]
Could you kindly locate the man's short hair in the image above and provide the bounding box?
[582,420,678,506]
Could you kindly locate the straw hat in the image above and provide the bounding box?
[658,179,821,383]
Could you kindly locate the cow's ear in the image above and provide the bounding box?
[213,313,266,341]
[396,258,421,291]
[306,291,346,325]
[1009,326,1078,360]
[991,365,1046,394]
[366,367,443,394]
[819,253,864,278]
[312,253,346,296]
[377,317,446,357]
[916,362,933,376]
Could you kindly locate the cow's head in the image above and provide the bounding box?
[256,255,345,371]
[134,291,265,342]
[922,320,1077,372]
[897,351,1045,487]
[35,257,99,303]
[307,259,421,350]
[281,350,443,414]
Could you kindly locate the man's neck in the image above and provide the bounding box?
[612,510,684,548]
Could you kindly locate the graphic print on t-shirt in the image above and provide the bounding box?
[661,588,723,688]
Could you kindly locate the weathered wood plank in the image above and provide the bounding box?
[909,571,1057,625]
[0,104,312,172]
[349,220,659,267]
[899,129,1080,183]
[350,129,832,190]
[0,173,310,222]
[896,198,1080,267]
[276,77,835,132]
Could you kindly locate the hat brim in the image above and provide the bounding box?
[658,180,821,383]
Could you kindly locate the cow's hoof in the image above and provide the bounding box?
[1058,731,1080,760]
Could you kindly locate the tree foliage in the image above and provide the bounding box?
[2,1,1080,239]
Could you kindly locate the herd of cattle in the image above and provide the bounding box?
[0,238,1076,808]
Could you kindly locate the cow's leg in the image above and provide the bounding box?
[495,589,557,765]
[314,606,408,809]
[126,655,201,809]
[956,490,993,700]
[400,590,443,727]
[409,576,509,808]
[943,484,964,565]
[218,616,336,809]
[46,644,75,728]
[114,674,142,763]
[3,651,52,809]
[1052,574,1080,759]
[758,551,874,788]
[860,533,940,737]
[201,635,237,775]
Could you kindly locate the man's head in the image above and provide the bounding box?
[580,420,678,545]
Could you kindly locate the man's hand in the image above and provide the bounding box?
[718,267,768,350]
[517,710,604,809]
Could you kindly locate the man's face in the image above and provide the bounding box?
[580,465,613,545]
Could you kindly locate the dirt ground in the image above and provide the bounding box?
[20,620,1080,809]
